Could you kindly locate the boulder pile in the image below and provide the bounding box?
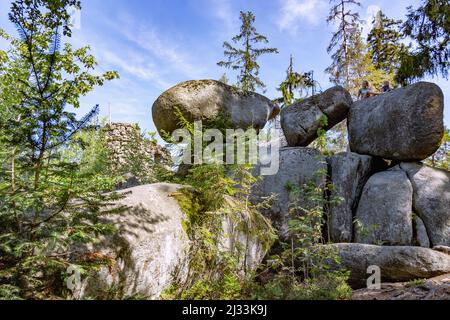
[77,183,273,299]
[252,81,449,287]
[89,80,447,298]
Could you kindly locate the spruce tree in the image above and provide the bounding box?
[276,55,318,107]
[218,11,278,92]
[0,0,119,299]
[367,10,405,75]
[397,0,450,85]
[326,0,362,89]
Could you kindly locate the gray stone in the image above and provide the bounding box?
[251,147,327,239]
[329,243,450,288]
[400,162,450,247]
[116,173,141,190]
[327,152,386,243]
[348,82,444,161]
[415,215,430,248]
[77,183,271,299]
[433,246,450,255]
[281,86,353,147]
[78,183,190,299]
[355,170,413,245]
[152,80,279,141]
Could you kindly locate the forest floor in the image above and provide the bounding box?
[352,274,450,300]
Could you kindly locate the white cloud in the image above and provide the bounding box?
[209,0,235,36]
[116,14,206,80]
[101,50,171,90]
[211,0,233,26]
[362,4,381,37]
[277,0,327,32]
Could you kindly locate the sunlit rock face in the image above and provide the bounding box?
[152,80,279,141]
[348,82,444,161]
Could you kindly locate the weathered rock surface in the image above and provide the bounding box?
[78,183,189,299]
[152,80,279,140]
[251,147,327,239]
[400,162,450,247]
[348,82,444,161]
[414,216,430,248]
[355,170,413,245]
[77,183,271,299]
[329,243,450,288]
[352,274,450,300]
[433,246,450,255]
[281,86,352,147]
[327,153,386,243]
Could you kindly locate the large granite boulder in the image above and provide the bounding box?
[348,82,444,161]
[400,162,450,247]
[415,215,431,248]
[251,147,327,239]
[152,80,279,140]
[329,243,450,288]
[354,169,413,245]
[77,183,272,299]
[327,153,386,243]
[281,86,352,147]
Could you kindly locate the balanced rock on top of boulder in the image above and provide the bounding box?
[152,80,279,141]
[348,82,444,161]
[281,86,353,147]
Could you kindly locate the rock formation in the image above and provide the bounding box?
[142,80,449,298]
[77,183,272,299]
[281,86,353,147]
[327,153,386,243]
[250,147,327,239]
[329,243,450,288]
[152,80,279,141]
[348,82,444,161]
[354,169,414,246]
[400,162,450,247]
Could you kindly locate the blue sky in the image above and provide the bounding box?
[0,0,449,137]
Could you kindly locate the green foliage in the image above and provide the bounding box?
[246,165,351,300]
[217,11,278,92]
[275,55,320,107]
[161,107,275,300]
[348,27,397,96]
[367,10,405,75]
[398,0,450,85]
[426,127,450,171]
[406,278,426,288]
[0,0,120,299]
[164,165,275,300]
[326,0,362,88]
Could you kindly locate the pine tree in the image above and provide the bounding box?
[326,0,362,89]
[276,55,319,107]
[348,26,396,96]
[217,11,278,92]
[367,10,405,75]
[397,0,450,85]
[0,0,119,299]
